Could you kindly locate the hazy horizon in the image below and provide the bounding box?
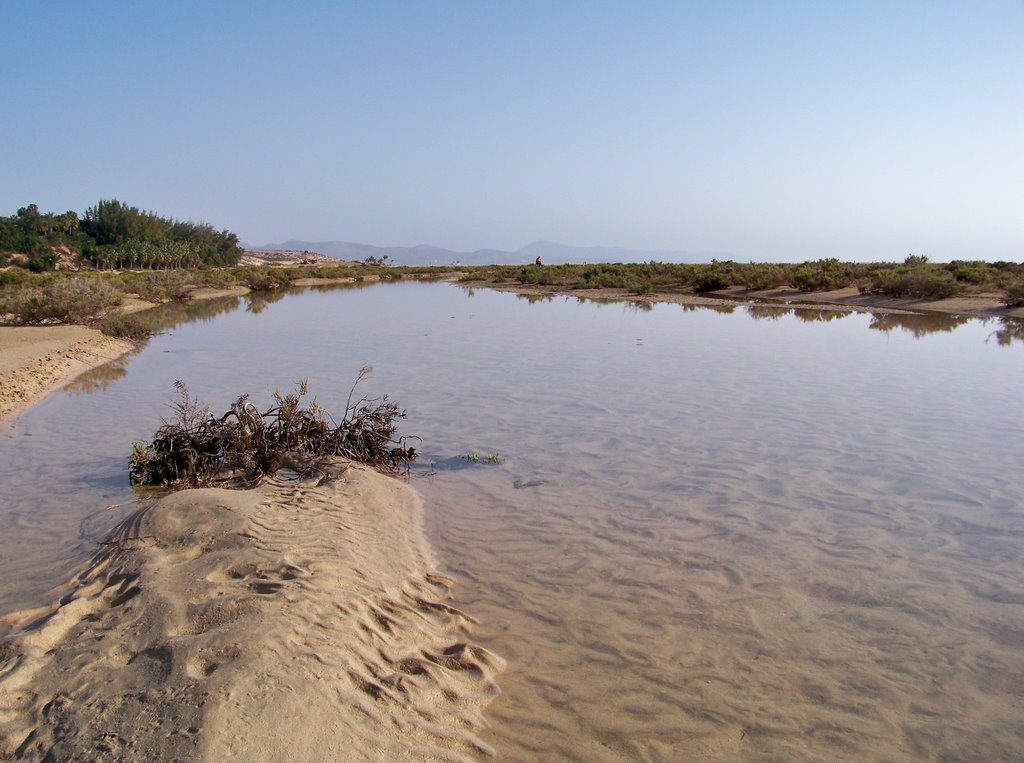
[2,2,1021,263]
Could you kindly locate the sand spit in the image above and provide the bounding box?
[0,326,133,424]
[0,463,503,761]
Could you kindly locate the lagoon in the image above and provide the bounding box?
[2,281,1023,760]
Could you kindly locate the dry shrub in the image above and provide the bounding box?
[129,369,417,487]
[0,277,122,325]
[99,314,151,341]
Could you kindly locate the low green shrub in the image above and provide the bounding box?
[947,260,994,286]
[742,264,792,290]
[240,267,293,291]
[192,268,237,289]
[28,253,56,272]
[1002,281,1024,307]
[627,280,654,296]
[115,270,193,302]
[692,268,732,292]
[866,269,961,299]
[791,259,855,292]
[0,267,32,287]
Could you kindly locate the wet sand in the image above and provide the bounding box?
[0,463,502,761]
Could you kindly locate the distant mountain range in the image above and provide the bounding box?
[248,239,730,266]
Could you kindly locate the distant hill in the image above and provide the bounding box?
[250,239,730,266]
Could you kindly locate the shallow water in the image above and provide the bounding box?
[2,282,1023,761]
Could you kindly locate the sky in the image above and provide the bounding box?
[2,1,1021,262]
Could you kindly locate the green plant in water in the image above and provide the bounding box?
[485,453,500,464]
[465,451,480,462]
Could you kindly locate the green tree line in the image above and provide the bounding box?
[0,199,242,271]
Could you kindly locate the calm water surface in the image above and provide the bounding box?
[2,282,1023,761]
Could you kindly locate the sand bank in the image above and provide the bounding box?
[0,462,502,761]
[0,285,254,425]
[0,326,134,424]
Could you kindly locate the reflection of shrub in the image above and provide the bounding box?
[129,372,417,487]
[0,277,122,325]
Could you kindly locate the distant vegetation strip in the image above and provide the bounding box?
[3,201,1022,334]
[462,257,1024,307]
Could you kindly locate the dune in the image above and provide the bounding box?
[0,462,503,761]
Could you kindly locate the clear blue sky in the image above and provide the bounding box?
[2,1,1021,261]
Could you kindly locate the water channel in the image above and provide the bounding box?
[1,281,1022,760]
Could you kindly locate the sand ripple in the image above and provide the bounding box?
[0,463,502,761]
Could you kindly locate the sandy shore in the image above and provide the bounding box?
[0,286,254,426]
[0,326,135,424]
[0,462,502,761]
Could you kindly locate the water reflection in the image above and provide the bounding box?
[682,302,735,314]
[572,295,654,312]
[792,307,848,323]
[988,317,1024,347]
[746,304,789,320]
[136,294,243,333]
[63,352,134,396]
[245,289,289,314]
[868,311,972,338]
[516,292,553,304]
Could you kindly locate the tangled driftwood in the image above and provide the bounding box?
[129,368,417,486]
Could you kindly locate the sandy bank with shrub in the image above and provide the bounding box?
[0,282,252,424]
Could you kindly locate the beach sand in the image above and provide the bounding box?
[0,325,134,424]
[0,462,502,761]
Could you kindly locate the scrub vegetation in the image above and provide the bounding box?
[463,255,1024,303]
